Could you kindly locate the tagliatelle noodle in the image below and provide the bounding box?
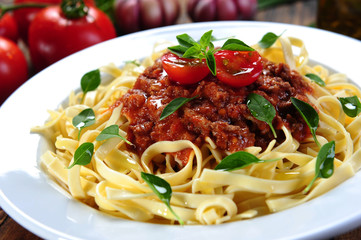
[32,35,361,225]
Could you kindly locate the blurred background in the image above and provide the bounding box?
[1,0,361,106]
[1,0,360,105]
[0,0,361,239]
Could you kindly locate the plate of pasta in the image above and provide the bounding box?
[1,21,361,240]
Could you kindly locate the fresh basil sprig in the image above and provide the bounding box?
[247,93,277,138]
[258,32,282,49]
[96,124,132,145]
[339,96,361,118]
[169,30,216,75]
[291,97,320,147]
[67,142,94,169]
[215,151,279,171]
[303,140,335,194]
[305,73,326,87]
[141,172,184,225]
[81,69,101,102]
[72,108,96,139]
[168,30,254,76]
[160,96,198,120]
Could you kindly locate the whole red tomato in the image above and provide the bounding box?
[0,12,19,43]
[28,0,116,72]
[0,37,28,105]
[13,0,62,44]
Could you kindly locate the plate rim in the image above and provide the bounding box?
[1,21,361,240]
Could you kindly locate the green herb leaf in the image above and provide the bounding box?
[303,140,335,193]
[176,33,197,48]
[72,108,96,140]
[96,124,132,145]
[215,151,279,171]
[141,172,184,225]
[247,93,277,138]
[221,43,255,51]
[208,41,215,51]
[81,69,101,102]
[291,97,320,147]
[160,96,198,120]
[199,30,213,49]
[339,96,361,118]
[67,142,94,169]
[205,50,217,76]
[258,32,281,49]
[305,73,326,86]
[182,45,201,58]
[221,38,254,51]
[168,45,189,56]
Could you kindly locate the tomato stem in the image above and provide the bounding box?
[0,3,50,18]
[61,0,88,19]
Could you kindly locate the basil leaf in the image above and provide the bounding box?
[141,172,184,225]
[81,69,101,101]
[205,50,216,76]
[317,141,335,178]
[258,32,280,49]
[67,142,94,169]
[221,38,254,51]
[96,124,132,145]
[182,45,201,58]
[176,33,197,48]
[208,41,215,51]
[305,73,326,86]
[221,43,255,51]
[291,97,320,147]
[160,96,198,120]
[215,151,278,171]
[168,45,188,56]
[339,96,361,118]
[247,93,277,138]
[199,30,213,49]
[72,108,96,139]
[303,141,335,193]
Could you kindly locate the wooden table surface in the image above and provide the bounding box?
[1,0,361,239]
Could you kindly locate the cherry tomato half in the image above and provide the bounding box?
[0,12,19,43]
[214,50,263,87]
[28,4,116,72]
[162,52,210,84]
[0,37,28,105]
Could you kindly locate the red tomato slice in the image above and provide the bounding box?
[214,50,263,87]
[28,4,116,72]
[162,52,210,84]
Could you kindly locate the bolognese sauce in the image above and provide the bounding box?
[118,56,313,165]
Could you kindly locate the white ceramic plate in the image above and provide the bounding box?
[1,22,361,240]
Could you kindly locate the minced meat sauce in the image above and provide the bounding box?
[116,56,313,165]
